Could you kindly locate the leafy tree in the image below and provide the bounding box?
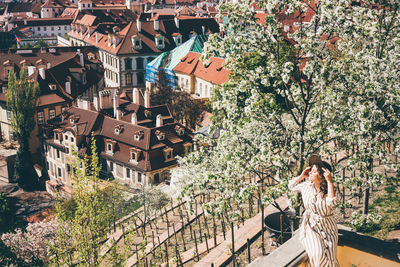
[33,40,49,48]
[178,0,400,215]
[7,67,40,190]
[151,70,207,129]
[51,134,125,266]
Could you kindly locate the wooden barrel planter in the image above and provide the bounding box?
[264,211,293,244]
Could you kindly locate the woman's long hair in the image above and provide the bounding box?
[315,165,328,196]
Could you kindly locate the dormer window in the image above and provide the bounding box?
[54,129,63,143]
[174,125,184,136]
[69,115,80,124]
[49,84,57,90]
[131,35,142,50]
[155,130,165,141]
[134,131,144,141]
[114,124,124,135]
[163,147,173,162]
[184,142,192,154]
[130,148,141,163]
[155,35,165,49]
[144,110,152,118]
[172,33,182,46]
[105,139,116,154]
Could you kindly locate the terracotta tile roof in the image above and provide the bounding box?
[174,51,201,74]
[0,47,103,108]
[42,0,64,8]
[70,14,219,56]
[46,103,194,172]
[76,14,97,26]
[12,17,73,27]
[38,93,68,107]
[174,52,231,85]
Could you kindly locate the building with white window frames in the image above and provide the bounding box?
[44,88,193,195]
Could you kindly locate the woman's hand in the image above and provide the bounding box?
[323,168,333,183]
[300,166,311,180]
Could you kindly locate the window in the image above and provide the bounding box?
[135,40,140,46]
[137,172,142,183]
[64,135,68,141]
[184,143,192,154]
[57,167,62,177]
[67,164,71,174]
[49,109,56,119]
[38,27,41,31]
[37,111,44,124]
[125,58,132,70]
[136,58,144,70]
[56,150,60,159]
[8,131,14,141]
[65,147,69,154]
[109,161,114,172]
[116,164,123,177]
[126,168,130,178]
[64,26,68,30]
[163,148,173,161]
[71,137,74,143]
[131,151,136,161]
[186,79,189,91]
[6,110,11,121]
[51,27,54,31]
[137,73,144,84]
[125,73,132,85]
[107,143,112,151]
[44,27,47,31]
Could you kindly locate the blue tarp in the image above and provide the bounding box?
[145,35,208,88]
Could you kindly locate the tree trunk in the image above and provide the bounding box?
[362,158,373,215]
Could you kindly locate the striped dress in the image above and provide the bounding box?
[289,179,339,267]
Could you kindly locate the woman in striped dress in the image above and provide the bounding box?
[289,155,339,267]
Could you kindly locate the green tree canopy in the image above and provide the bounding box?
[7,66,40,189]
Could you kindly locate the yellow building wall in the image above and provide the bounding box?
[298,245,400,267]
[337,245,400,267]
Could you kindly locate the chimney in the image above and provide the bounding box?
[116,109,121,120]
[113,90,120,118]
[47,62,51,69]
[65,81,71,94]
[154,19,159,31]
[156,114,162,127]
[131,112,137,125]
[95,32,99,43]
[136,18,141,32]
[202,25,205,34]
[39,68,45,79]
[77,49,84,67]
[133,87,140,104]
[93,95,99,111]
[144,89,150,108]
[174,17,179,29]
[27,66,36,76]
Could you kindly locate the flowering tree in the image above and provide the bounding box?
[1,219,58,264]
[177,0,400,215]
